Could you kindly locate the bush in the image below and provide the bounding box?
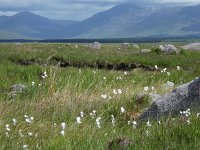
[151,48,162,54]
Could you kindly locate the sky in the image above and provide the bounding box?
[0,0,200,20]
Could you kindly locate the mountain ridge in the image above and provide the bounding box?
[0,4,200,39]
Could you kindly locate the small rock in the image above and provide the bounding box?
[140,49,152,53]
[107,137,133,150]
[159,44,179,54]
[182,43,200,51]
[88,42,101,49]
[8,91,18,98]
[121,43,130,48]
[11,84,26,92]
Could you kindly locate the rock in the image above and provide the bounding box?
[137,77,200,121]
[16,43,23,46]
[121,43,130,48]
[133,44,139,49]
[159,44,179,54]
[7,91,18,98]
[136,93,161,105]
[88,42,101,49]
[11,84,26,92]
[140,49,152,53]
[149,93,161,102]
[182,43,200,51]
[164,81,175,90]
[107,137,133,150]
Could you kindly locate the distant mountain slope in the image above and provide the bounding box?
[0,12,77,39]
[67,4,200,38]
[0,4,200,39]
[65,4,155,38]
[0,29,30,39]
[52,20,79,26]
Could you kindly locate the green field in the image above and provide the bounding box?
[0,43,200,149]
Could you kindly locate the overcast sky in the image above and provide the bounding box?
[0,0,200,20]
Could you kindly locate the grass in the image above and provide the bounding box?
[0,42,200,149]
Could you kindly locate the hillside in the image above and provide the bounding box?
[0,4,200,39]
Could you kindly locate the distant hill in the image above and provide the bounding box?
[0,12,77,39]
[66,4,200,38]
[64,4,155,38]
[0,29,30,39]
[0,4,200,39]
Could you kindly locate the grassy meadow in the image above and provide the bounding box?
[0,42,200,149]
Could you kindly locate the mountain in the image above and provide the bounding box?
[66,4,200,38]
[0,4,200,39]
[125,5,200,37]
[65,4,155,38]
[0,29,30,39]
[0,11,77,39]
[52,20,79,26]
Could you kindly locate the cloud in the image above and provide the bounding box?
[0,0,200,20]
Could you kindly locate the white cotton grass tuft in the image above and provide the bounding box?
[180,108,191,125]
[5,132,9,137]
[124,71,128,75]
[76,117,82,124]
[12,118,17,126]
[180,108,191,117]
[177,66,180,71]
[24,115,34,123]
[113,89,118,95]
[28,132,33,136]
[61,123,66,130]
[146,120,152,127]
[31,82,35,86]
[96,117,101,128]
[128,121,137,128]
[101,94,107,99]
[80,111,84,118]
[60,130,65,136]
[116,76,122,80]
[117,89,122,94]
[120,107,125,113]
[23,144,28,149]
[197,113,200,118]
[5,124,10,131]
[111,115,115,126]
[155,65,158,69]
[19,129,24,137]
[144,86,149,92]
[90,110,96,118]
[113,89,122,95]
[145,130,149,136]
[187,119,191,125]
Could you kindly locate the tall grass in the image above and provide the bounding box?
[0,43,200,149]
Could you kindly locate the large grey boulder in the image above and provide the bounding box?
[137,77,200,121]
[182,43,200,51]
[159,44,179,54]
